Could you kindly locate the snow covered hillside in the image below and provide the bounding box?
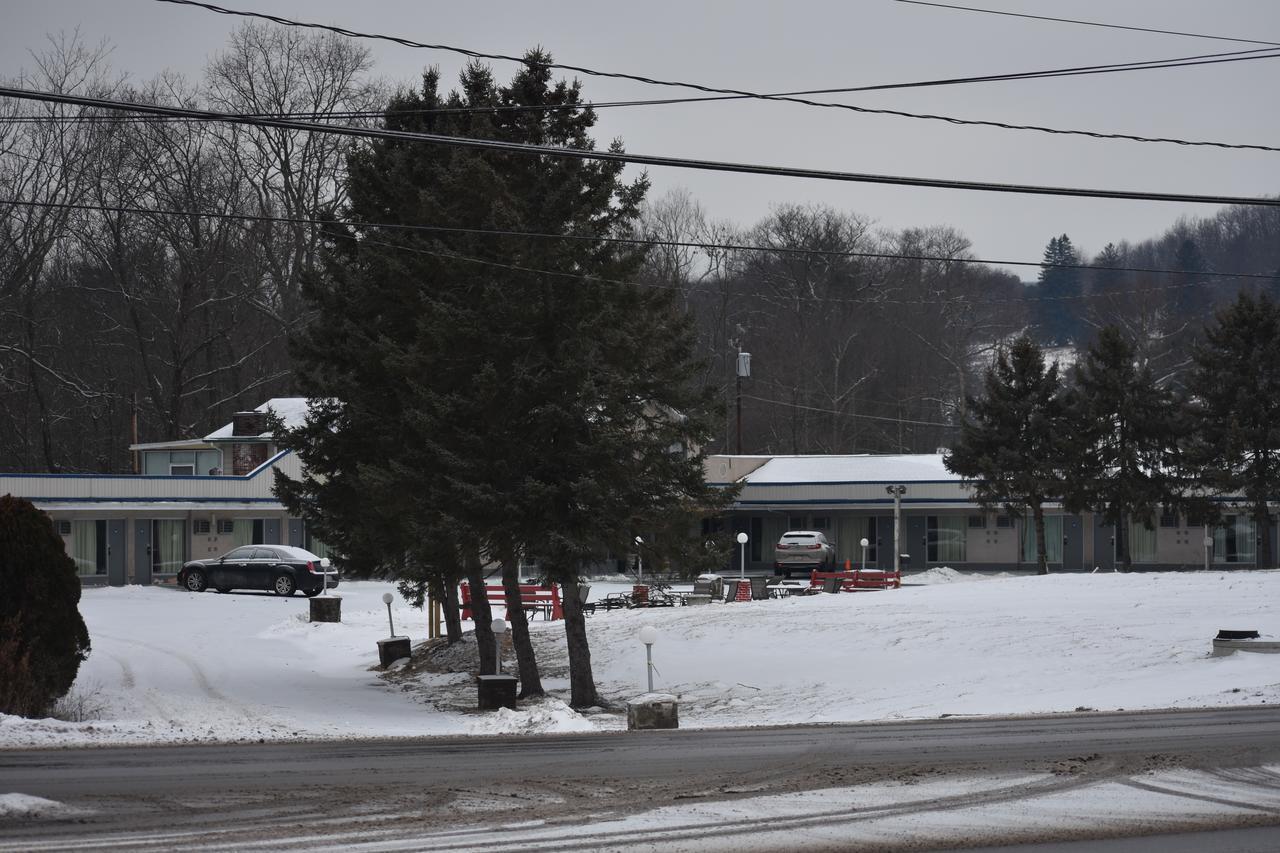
[2,570,1278,748]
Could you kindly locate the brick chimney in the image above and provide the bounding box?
[232,411,269,437]
[230,410,270,475]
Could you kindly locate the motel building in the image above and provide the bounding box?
[0,398,1269,586]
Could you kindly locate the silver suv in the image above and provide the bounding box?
[774,530,835,577]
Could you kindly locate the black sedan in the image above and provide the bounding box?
[178,545,339,597]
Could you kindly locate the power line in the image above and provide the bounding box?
[5,44,1276,126]
[4,85,1279,209]
[149,0,1280,153]
[894,1,1280,47]
[2,196,1272,306]
[742,394,958,429]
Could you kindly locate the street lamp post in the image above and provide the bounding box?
[860,537,869,571]
[382,592,396,636]
[639,625,659,693]
[736,531,748,579]
[634,535,644,583]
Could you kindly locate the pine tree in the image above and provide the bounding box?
[1060,326,1180,570]
[1183,291,1280,569]
[280,54,727,707]
[1035,234,1083,345]
[944,336,1068,574]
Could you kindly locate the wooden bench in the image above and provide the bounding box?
[460,582,564,621]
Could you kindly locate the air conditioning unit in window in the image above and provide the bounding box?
[216,519,235,534]
[193,519,211,535]
[55,520,72,536]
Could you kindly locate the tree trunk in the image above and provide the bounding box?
[1031,500,1049,575]
[500,554,544,698]
[1254,502,1273,570]
[464,551,497,676]
[560,582,601,709]
[440,575,463,644]
[1118,511,1132,573]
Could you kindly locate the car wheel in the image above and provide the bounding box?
[273,574,296,596]
[184,569,207,592]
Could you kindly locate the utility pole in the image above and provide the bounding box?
[886,485,907,575]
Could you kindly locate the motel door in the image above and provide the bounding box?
[107,520,127,586]
[133,520,152,585]
[1062,515,1084,572]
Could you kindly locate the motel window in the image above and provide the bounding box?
[1159,507,1179,528]
[967,514,986,529]
[70,520,107,577]
[151,520,186,575]
[995,514,1013,529]
[788,515,807,530]
[927,516,966,563]
[1021,515,1064,565]
[1214,516,1256,564]
[811,516,830,531]
[1126,518,1158,563]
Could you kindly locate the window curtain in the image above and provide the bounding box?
[229,519,253,549]
[307,536,332,559]
[1022,515,1064,564]
[1214,516,1256,563]
[1127,519,1158,563]
[152,520,186,574]
[70,520,99,576]
[929,516,967,563]
[835,516,863,563]
[762,516,790,557]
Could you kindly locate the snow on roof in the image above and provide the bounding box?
[203,398,313,441]
[740,454,956,484]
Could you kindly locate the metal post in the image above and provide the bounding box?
[888,485,906,575]
[645,644,654,693]
[1204,524,1212,572]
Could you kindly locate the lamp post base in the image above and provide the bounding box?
[377,636,412,668]
[309,595,342,623]
[627,693,679,730]
[476,674,518,710]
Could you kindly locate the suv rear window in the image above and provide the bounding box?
[782,534,816,541]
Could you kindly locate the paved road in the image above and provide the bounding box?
[3,707,1280,851]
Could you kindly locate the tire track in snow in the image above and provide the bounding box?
[95,632,266,726]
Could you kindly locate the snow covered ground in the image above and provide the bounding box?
[2,569,1279,748]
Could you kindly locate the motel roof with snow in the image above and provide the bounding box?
[0,399,1266,585]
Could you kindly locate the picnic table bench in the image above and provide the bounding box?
[808,567,902,592]
[460,582,564,621]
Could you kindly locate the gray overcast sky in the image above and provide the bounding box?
[5,1,1279,277]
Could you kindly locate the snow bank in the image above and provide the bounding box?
[0,793,89,818]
